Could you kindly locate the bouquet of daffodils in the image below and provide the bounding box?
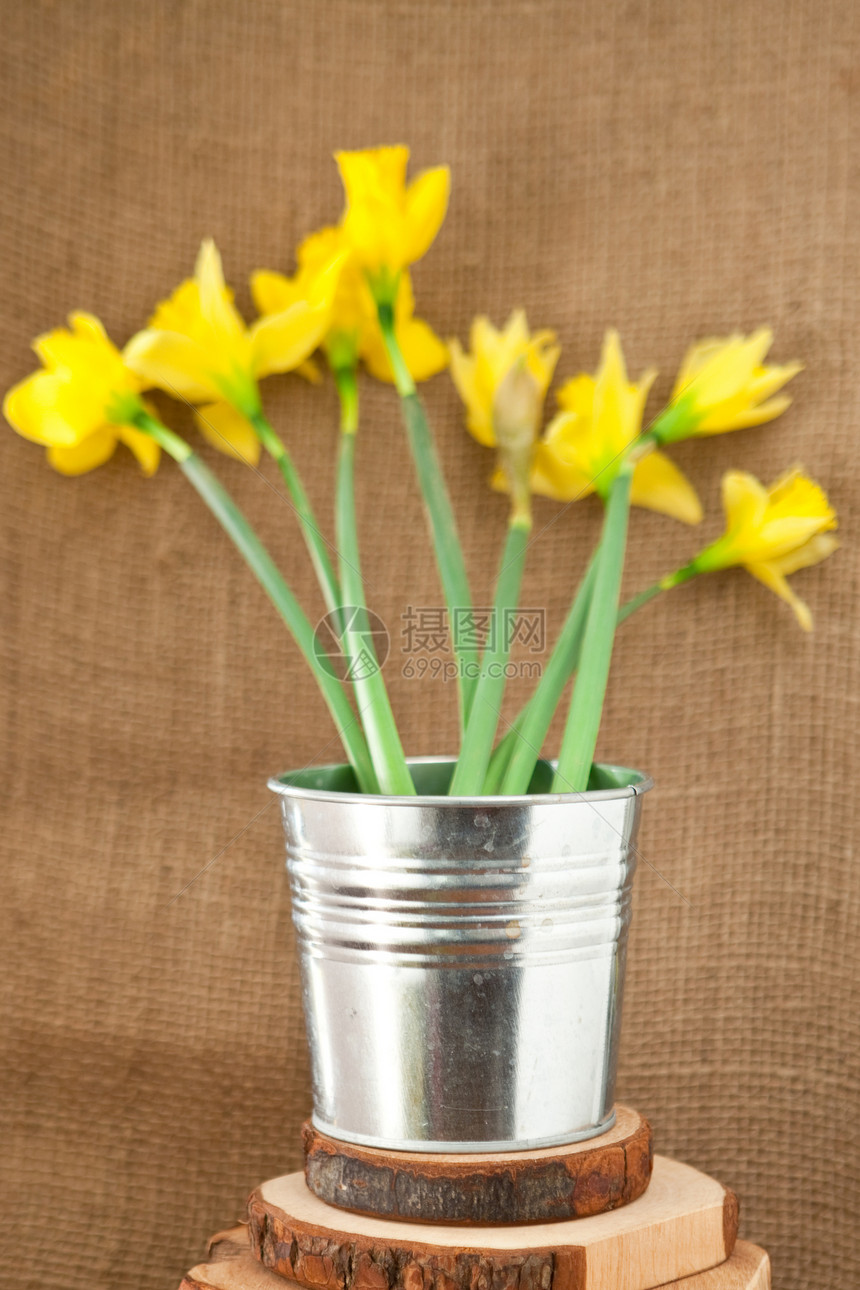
[5,147,838,797]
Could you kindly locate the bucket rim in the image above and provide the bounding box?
[268,755,653,807]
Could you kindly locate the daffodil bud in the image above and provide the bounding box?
[492,360,542,525]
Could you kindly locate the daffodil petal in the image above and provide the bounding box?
[34,312,110,370]
[3,372,82,446]
[592,330,636,456]
[448,336,475,400]
[526,340,561,400]
[364,317,447,383]
[745,561,814,631]
[250,269,301,316]
[47,428,118,475]
[394,269,417,319]
[530,440,595,501]
[722,470,769,532]
[297,358,323,384]
[194,402,262,466]
[697,394,793,433]
[336,146,410,205]
[68,312,109,343]
[770,533,838,576]
[32,327,78,371]
[117,424,161,476]
[397,317,448,381]
[503,310,529,351]
[195,239,245,339]
[556,374,597,417]
[149,279,202,335]
[249,302,328,379]
[671,336,728,398]
[753,514,837,561]
[403,166,450,263]
[630,451,703,524]
[747,362,803,403]
[765,469,835,522]
[449,337,495,445]
[697,328,773,407]
[123,329,219,403]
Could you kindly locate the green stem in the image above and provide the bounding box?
[482,712,526,795]
[448,520,530,796]
[486,564,688,792]
[618,563,697,622]
[334,378,415,796]
[617,581,661,623]
[250,410,342,620]
[377,308,478,736]
[135,412,377,793]
[333,366,359,436]
[552,467,634,793]
[498,551,600,795]
[648,395,697,446]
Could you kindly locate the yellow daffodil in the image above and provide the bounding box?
[335,145,450,302]
[3,312,160,476]
[124,239,336,466]
[678,469,837,629]
[657,327,802,442]
[251,225,447,384]
[450,310,560,447]
[522,330,702,524]
[450,311,559,523]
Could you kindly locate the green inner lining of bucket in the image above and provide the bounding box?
[276,759,645,796]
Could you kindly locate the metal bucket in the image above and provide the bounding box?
[269,756,651,1152]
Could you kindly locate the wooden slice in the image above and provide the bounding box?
[666,1244,770,1289]
[247,1156,739,1290]
[181,1230,768,1290]
[302,1106,652,1225]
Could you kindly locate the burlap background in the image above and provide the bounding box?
[1,2,857,1287]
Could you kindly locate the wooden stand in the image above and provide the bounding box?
[175,1108,771,1290]
[303,1106,652,1225]
[247,1156,740,1290]
[180,1229,770,1290]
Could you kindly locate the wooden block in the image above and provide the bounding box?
[247,1156,739,1290]
[665,1244,770,1289]
[180,1230,768,1290]
[303,1106,653,1225]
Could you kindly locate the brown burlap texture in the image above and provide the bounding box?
[1,2,857,1287]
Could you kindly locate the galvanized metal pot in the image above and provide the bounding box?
[269,757,651,1153]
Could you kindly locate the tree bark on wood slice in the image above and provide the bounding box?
[247,1156,739,1290]
[181,1233,768,1290]
[303,1106,652,1224]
